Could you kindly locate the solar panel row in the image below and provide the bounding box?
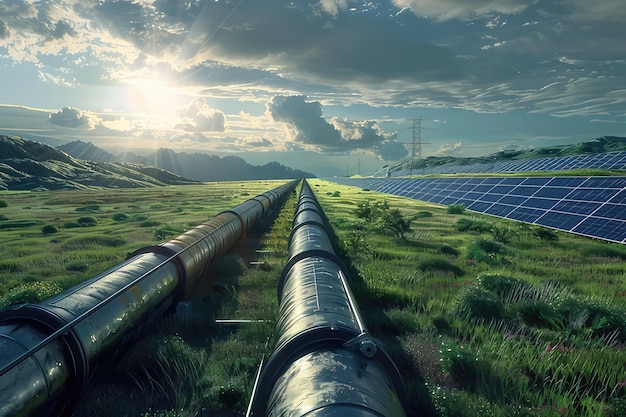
[327,176,626,244]
[391,151,626,176]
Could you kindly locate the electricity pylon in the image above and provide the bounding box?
[409,117,430,177]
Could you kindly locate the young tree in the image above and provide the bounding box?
[381,208,412,240]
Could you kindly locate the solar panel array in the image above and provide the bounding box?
[390,151,626,176]
[328,176,626,244]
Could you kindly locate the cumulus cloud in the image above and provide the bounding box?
[48,107,99,129]
[392,0,535,21]
[436,142,463,155]
[267,95,342,146]
[316,0,356,16]
[175,99,226,132]
[267,95,407,160]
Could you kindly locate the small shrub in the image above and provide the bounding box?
[344,230,372,260]
[42,225,59,235]
[331,191,341,197]
[414,211,433,219]
[533,227,559,241]
[0,214,6,221]
[130,214,149,222]
[456,217,491,233]
[112,212,129,221]
[512,300,563,330]
[467,238,506,264]
[457,286,504,320]
[140,220,160,227]
[386,308,421,334]
[418,255,463,276]
[447,204,466,214]
[213,383,247,411]
[478,274,527,298]
[63,221,81,229]
[475,238,505,254]
[440,244,460,256]
[65,260,89,273]
[557,298,626,339]
[440,341,486,388]
[76,216,97,226]
[432,315,452,333]
[0,199,7,208]
[490,224,515,243]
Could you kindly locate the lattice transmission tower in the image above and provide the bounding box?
[409,117,430,176]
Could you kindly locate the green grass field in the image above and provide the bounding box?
[1,179,624,417]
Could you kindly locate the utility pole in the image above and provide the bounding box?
[358,158,361,176]
[409,117,430,177]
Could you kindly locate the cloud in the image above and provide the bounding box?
[0,20,9,39]
[51,20,77,39]
[175,99,226,132]
[436,142,463,155]
[563,0,626,22]
[315,0,356,16]
[235,137,273,148]
[48,107,99,129]
[267,95,408,160]
[2,0,626,133]
[374,140,410,160]
[392,0,536,21]
[267,95,342,146]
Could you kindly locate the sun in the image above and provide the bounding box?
[120,77,189,116]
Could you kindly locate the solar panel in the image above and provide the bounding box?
[395,151,626,176]
[327,176,626,244]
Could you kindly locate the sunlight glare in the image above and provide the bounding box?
[121,77,188,116]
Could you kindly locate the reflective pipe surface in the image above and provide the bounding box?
[0,180,298,417]
[248,179,407,417]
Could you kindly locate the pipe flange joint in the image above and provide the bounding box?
[343,333,378,358]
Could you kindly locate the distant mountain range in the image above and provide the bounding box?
[0,136,314,191]
[57,140,314,182]
[0,136,196,190]
[389,135,626,173]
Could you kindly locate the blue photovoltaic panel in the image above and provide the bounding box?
[405,150,626,176]
[327,176,626,244]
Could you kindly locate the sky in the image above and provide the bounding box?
[0,0,625,177]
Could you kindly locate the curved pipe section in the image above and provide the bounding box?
[0,179,298,417]
[248,180,407,417]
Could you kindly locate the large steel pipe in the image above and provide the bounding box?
[247,180,407,417]
[0,179,298,417]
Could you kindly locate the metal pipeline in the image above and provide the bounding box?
[247,179,407,417]
[0,179,298,417]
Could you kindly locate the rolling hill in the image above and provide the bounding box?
[0,135,196,190]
